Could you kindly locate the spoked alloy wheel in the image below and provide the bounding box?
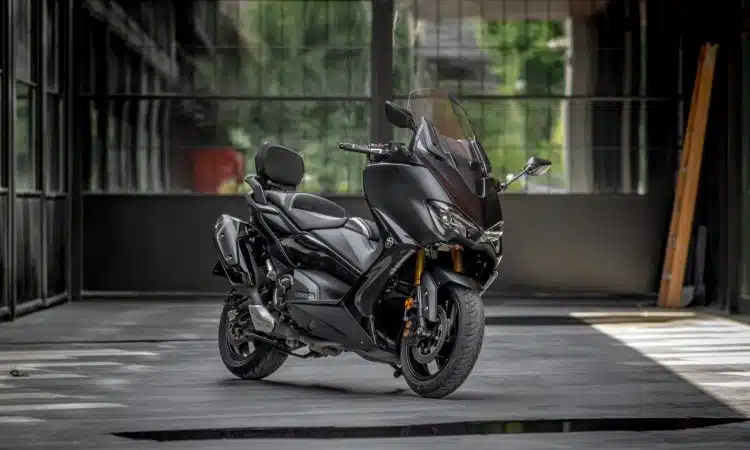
[407,304,454,376]
[225,324,257,361]
[218,303,288,380]
[400,285,485,398]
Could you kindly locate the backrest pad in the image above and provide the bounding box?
[254,143,305,188]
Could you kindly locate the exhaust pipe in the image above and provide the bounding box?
[239,287,276,334]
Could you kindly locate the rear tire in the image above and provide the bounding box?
[218,304,288,380]
[400,285,485,398]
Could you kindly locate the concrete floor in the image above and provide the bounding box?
[0,300,748,449]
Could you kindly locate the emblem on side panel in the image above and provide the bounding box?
[385,236,394,248]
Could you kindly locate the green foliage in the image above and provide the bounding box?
[475,20,567,191]
[197,0,374,193]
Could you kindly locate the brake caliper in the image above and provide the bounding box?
[402,298,420,346]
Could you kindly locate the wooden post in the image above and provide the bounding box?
[658,44,718,308]
[658,44,707,304]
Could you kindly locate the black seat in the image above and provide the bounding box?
[255,143,380,241]
[255,144,382,272]
[266,191,348,230]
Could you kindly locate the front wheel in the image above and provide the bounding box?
[400,285,485,398]
[218,303,288,380]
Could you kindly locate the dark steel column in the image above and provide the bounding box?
[38,0,49,303]
[0,0,8,318]
[370,0,394,143]
[4,0,17,318]
[724,40,742,312]
[65,0,82,302]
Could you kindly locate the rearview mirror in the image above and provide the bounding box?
[525,156,552,176]
[385,101,416,130]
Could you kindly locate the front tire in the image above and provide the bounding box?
[218,304,288,380]
[400,285,485,398]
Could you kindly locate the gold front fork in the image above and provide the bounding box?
[404,247,462,338]
[414,249,425,285]
[404,249,425,311]
[451,245,463,273]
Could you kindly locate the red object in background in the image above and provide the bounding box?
[190,148,245,193]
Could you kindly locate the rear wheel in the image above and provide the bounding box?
[218,303,288,380]
[400,285,485,398]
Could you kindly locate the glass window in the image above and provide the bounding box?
[106,104,120,191]
[390,1,671,195]
[120,102,134,191]
[136,96,150,191]
[14,0,36,83]
[45,94,62,192]
[185,100,369,194]
[87,101,102,191]
[150,100,162,192]
[45,0,60,91]
[15,83,37,192]
[188,0,372,97]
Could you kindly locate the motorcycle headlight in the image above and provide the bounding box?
[477,221,504,252]
[427,200,480,239]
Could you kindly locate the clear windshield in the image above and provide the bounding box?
[406,88,489,175]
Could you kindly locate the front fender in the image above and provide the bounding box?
[429,267,482,292]
[420,267,481,323]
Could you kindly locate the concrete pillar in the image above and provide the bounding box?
[563,17,594,193]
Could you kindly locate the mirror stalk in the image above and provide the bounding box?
[498,169,529,191]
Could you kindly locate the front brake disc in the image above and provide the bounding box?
[410,306,448,364]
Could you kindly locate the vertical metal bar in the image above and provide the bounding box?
[620,0,633,194]
[66,0,82,303]
[370,0,394,143]
[99,27,111,191]
[1,0,9,317]
[637,0,648,195]
[725,37,741,312]
[741,0,750,305]
[38,0,49,303]
[5,0,17,318]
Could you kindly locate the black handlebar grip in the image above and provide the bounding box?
[338,142,371,154]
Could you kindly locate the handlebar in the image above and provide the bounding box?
[338,142,375,155]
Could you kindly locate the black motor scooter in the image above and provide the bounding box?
[212,88,551,398]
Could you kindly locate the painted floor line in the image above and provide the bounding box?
[640,357,750,366]
[701,381,750,388]
[722,371,750,378]
[616,338,750,348]
[598,326,750,335]
[0,402,127,412]
[0,416,45,424]
[0,393,70,401]
[644,351,750,358]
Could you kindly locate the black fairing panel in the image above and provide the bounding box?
[261,211,297,237]
[363,163,453,246]
[414,151,503,229]
[278,233,360,284]
[212,214,255,286]
[430,266,482,292]
[286,269,350,305]
[287,303,375,350]
[313,228,381,273]
[479,177,503,229]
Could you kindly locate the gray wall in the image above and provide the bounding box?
[82,193,669,298]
